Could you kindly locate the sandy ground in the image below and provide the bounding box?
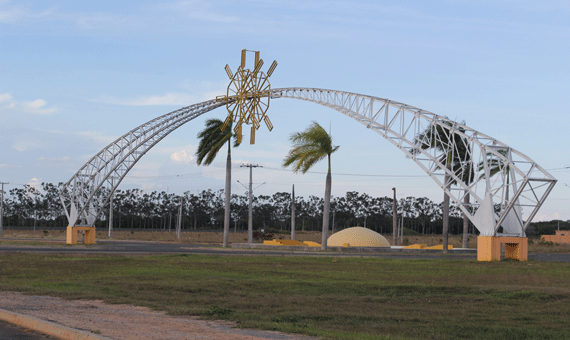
[0,292,319,340]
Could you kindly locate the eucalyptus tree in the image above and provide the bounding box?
[414,197,436,234]
[196,118,241,247]
[283,121,339,250]
[272,192,292,230]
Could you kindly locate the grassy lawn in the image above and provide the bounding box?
[1,253,569,339]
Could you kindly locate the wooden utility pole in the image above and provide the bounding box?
[240,164,262,243]
[176,198,183,240]
[291,184,296,240]
[392,187,397,246]
[0,182,8,237]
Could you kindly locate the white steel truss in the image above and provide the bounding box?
[270,88,556,236]
[60,87,556,236]
[59,99,225,227]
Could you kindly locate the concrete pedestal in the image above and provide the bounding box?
[477,236,527,261]
[66,226,96,245]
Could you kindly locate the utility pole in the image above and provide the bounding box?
[291,184,296,240]
[176,198,183,240]
[392,187,397,246]
[0,182,8,237]
[108,177,119,239]
[240,164,262,244]
[109,193,113,238]
[400,215,404,243]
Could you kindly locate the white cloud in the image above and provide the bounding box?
[0,163,21,169]
[95,80,227,107]
[100,92,202,106]
[0,2,53,24]
[74,131,117,146]
[534,211,562,222]
[22,98,57,114]
[12,141,42,152]
[0,93,56,114]
[0,93,12,103]
[26,177,42,191]
[37,156,70,163]
[170,149,194,164]
[26,99,46,109]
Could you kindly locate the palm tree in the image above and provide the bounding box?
[479,149,511,199]
[196,118,240,247]
[413,119,471,253]
[283,121,339,250]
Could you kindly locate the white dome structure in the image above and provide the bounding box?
[327,227,391,247]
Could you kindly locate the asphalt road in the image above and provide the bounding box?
[1,239,569,262]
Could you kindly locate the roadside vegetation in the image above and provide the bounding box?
[4,229,570,253]
[1,253,569,340]
[5,182,568,238]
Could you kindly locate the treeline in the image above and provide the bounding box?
[0,182,562,235]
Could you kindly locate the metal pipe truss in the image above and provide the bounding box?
[270,88,557,236]
[59,99,225,227]
[60,87,556,236]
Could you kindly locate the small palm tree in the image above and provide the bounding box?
[283,121,339,250]
[196,118,240,247]
[413,120,471,253]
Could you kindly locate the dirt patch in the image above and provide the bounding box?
[0,292,319,340]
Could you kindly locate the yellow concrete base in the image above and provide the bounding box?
[403,244,428,249]
[263,239,321,247]
[425,244,453,250]
[477,236,528,261]
[66,226,96,245]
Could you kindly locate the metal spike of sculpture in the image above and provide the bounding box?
[217,49,277,144]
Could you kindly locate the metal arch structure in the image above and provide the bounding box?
[270,88,556,236]
[59,99,227,227]
[60,87,556,237]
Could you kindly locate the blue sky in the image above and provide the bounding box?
[1,0,569,221]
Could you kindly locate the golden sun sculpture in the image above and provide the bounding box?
[217,49,277,144]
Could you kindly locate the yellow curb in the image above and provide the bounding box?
[0,308,112,340]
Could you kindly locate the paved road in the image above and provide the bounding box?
[1,239,569,262]
[0,320,56,340]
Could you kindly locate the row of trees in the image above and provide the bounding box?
[1,182,475,235]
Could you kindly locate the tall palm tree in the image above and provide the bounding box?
[283,121,339,250]
[196,118,240,247]
[478,149,511,200]
[413,119,471,253]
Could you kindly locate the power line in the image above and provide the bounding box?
[261,166,425,178]
[123,165,424,181]
[546,166,570,171]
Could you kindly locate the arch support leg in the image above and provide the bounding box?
[66,226,96,245]
[477,236,527,261]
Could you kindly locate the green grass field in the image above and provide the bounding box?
[1,253,569,340]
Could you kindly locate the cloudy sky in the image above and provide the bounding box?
[1,0,569,221]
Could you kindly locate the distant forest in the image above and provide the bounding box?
[1,182,567,236]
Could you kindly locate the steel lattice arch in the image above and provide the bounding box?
[60,88,556,236]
